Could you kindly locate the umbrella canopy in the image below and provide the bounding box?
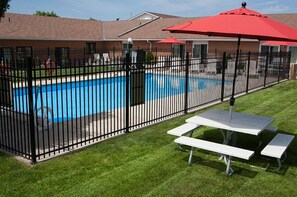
[157,36,186,44]
[164,3,297,42]
[262,41,297,46]
[164,2,297,119]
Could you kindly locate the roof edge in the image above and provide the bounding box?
[118,17,160,37]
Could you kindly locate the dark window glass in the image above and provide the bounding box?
[86,43,96,54]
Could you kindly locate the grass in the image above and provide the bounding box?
[1,80,297,196]
[8,65,118,82]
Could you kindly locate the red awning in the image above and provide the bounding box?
[262,41,297,46]
[157,36,185,44]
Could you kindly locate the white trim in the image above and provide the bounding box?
[129,12,160,20]
[192,41,208,45]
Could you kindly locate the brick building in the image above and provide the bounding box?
[1,12,297,66]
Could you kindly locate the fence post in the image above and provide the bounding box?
[264,51,269,87]
[83,47,86,76]
[246,51,251,93]
[27,57,37,163]
[184,52,189,114]
[125,52,130,133]
[278,51,282,82]
[221,52,226,101]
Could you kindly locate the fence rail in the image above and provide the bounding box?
[0,50,291,162]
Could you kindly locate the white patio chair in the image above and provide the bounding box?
[102,53,110,64]
[205,59,217,74]
[170,57,181,72]
[269,57,281,74]
[226,61,235,76]
[157,56,165,70]
[130,51,137,68]
[190,58,203,73]
[93,53,100,65]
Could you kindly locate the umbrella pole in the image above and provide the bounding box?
[229,35,241,120]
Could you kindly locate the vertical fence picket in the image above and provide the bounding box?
[246,51,251,93]
[184,52,189,114]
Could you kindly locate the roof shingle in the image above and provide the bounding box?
[0,13,102,40]
[1,12,297,42]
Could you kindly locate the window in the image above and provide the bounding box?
[122,42,130,54]
[16,47,32,68]
[172,44,185,58]
[86,43,96,54]
[0,48,13,64]
[260,45,280,64]
[289,46,297,64]
[192,42,208,63]
[122,42,134,58]
[55,47,69,67]
[260,45,279,55]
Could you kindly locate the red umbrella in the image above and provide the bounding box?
[262,41,297,46]
[164,2,297,119]
[157,36,186,44]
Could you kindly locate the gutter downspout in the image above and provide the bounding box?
[147,40,152,52]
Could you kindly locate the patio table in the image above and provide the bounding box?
[186,109,275,146]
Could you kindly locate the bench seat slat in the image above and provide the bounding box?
[174,136,254,160]
[261,133,294,159]
[167,123,200,137]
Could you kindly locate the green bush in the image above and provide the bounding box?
[145,52,154,64]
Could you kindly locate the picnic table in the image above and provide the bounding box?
[185,109,275,145]
[170,109,294,175]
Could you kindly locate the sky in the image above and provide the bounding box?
[7,0,297,21]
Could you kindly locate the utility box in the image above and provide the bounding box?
[130,70,145,106]
[136,50,146,69]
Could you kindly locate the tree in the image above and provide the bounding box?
[33,11,58,17]
[0,0,10,19]
[89,17,96,20]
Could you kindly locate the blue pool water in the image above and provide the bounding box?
[13,73,223,123]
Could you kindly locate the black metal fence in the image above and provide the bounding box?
[0,49,291,162]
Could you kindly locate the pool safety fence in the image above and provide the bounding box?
[0,50,291,162]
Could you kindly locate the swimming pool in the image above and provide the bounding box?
[13,73,223,123]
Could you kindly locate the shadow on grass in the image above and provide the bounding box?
[180,154,258,178]
[264,162,289,175]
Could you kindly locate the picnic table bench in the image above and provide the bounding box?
[261,133,294,170]
[167,123,201,137]
[174,136,254,175]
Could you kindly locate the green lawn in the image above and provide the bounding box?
[1,80,297,197]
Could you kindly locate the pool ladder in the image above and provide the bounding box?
[34,85,53,130]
